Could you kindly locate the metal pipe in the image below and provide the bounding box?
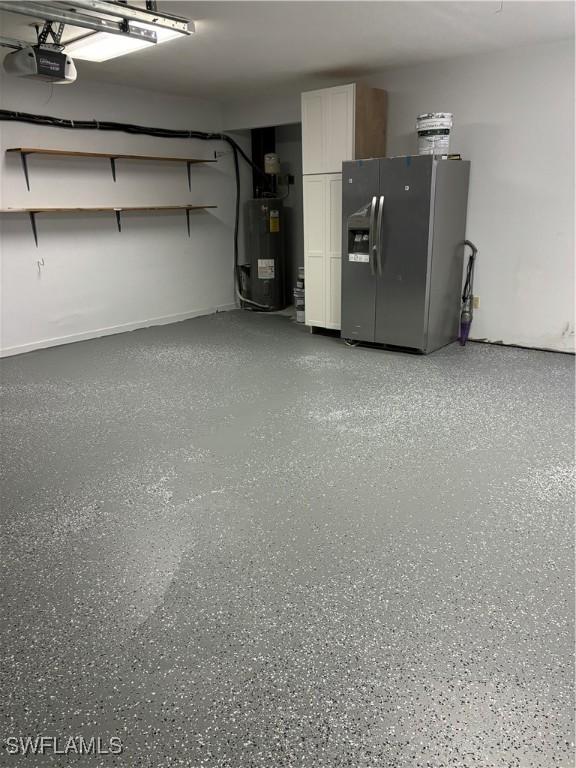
[0,35,25,49]
[52,0,190,32]
[0,2,157,41]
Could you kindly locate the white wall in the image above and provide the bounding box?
[225,40,575,352]
[224,91,302,132]
[0,75,247,356]
[367,39,574,353]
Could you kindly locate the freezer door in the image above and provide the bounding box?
[340,159,380,342]
[374,156,434,351]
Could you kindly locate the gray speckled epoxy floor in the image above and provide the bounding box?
[0,310,574,768]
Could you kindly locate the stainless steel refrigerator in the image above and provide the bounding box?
[341,155,470,353]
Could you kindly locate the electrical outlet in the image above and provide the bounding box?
[473,296,480,309]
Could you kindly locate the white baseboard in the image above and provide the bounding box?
[0,303,238,358]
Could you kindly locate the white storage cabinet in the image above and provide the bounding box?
[302,83,387,329]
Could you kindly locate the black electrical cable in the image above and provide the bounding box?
[0,108,275,309]
[462,255,474,301]
[0,109,265,175]
[459,239,478,346]
[462,239,477,302]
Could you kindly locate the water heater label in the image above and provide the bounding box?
[269,210,280,233]
[258,259,275,279]
[348,253,370,263]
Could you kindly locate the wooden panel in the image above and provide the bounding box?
[303,175,326,326]
[6,148,215,163]
[325,85,355,173]
[301,90,325,175]
[0,205,217,213]
[354,84,388,160]
[325,174,343,329]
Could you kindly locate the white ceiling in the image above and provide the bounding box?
[0,1,573,100]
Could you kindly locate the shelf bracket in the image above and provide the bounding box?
[185,207,190,237]
[29,211,38,247]
[110,157,117,182]
[20,152,31,191]
[186,161,192,192]
[114,209,122,232]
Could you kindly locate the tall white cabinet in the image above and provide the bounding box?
[301,83,387,330]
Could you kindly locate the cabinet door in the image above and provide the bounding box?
[303,175,326,326]
[301,90,325,175]
[325,84,355,173]
[325,174,342,329]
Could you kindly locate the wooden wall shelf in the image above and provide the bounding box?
[0,205,217,246]
[6,147,217,191]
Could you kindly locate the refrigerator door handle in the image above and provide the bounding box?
[375,195,385,275]
[368,196,378,276]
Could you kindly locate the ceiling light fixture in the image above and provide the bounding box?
[63,19,193,62]
[64,31,152,62]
